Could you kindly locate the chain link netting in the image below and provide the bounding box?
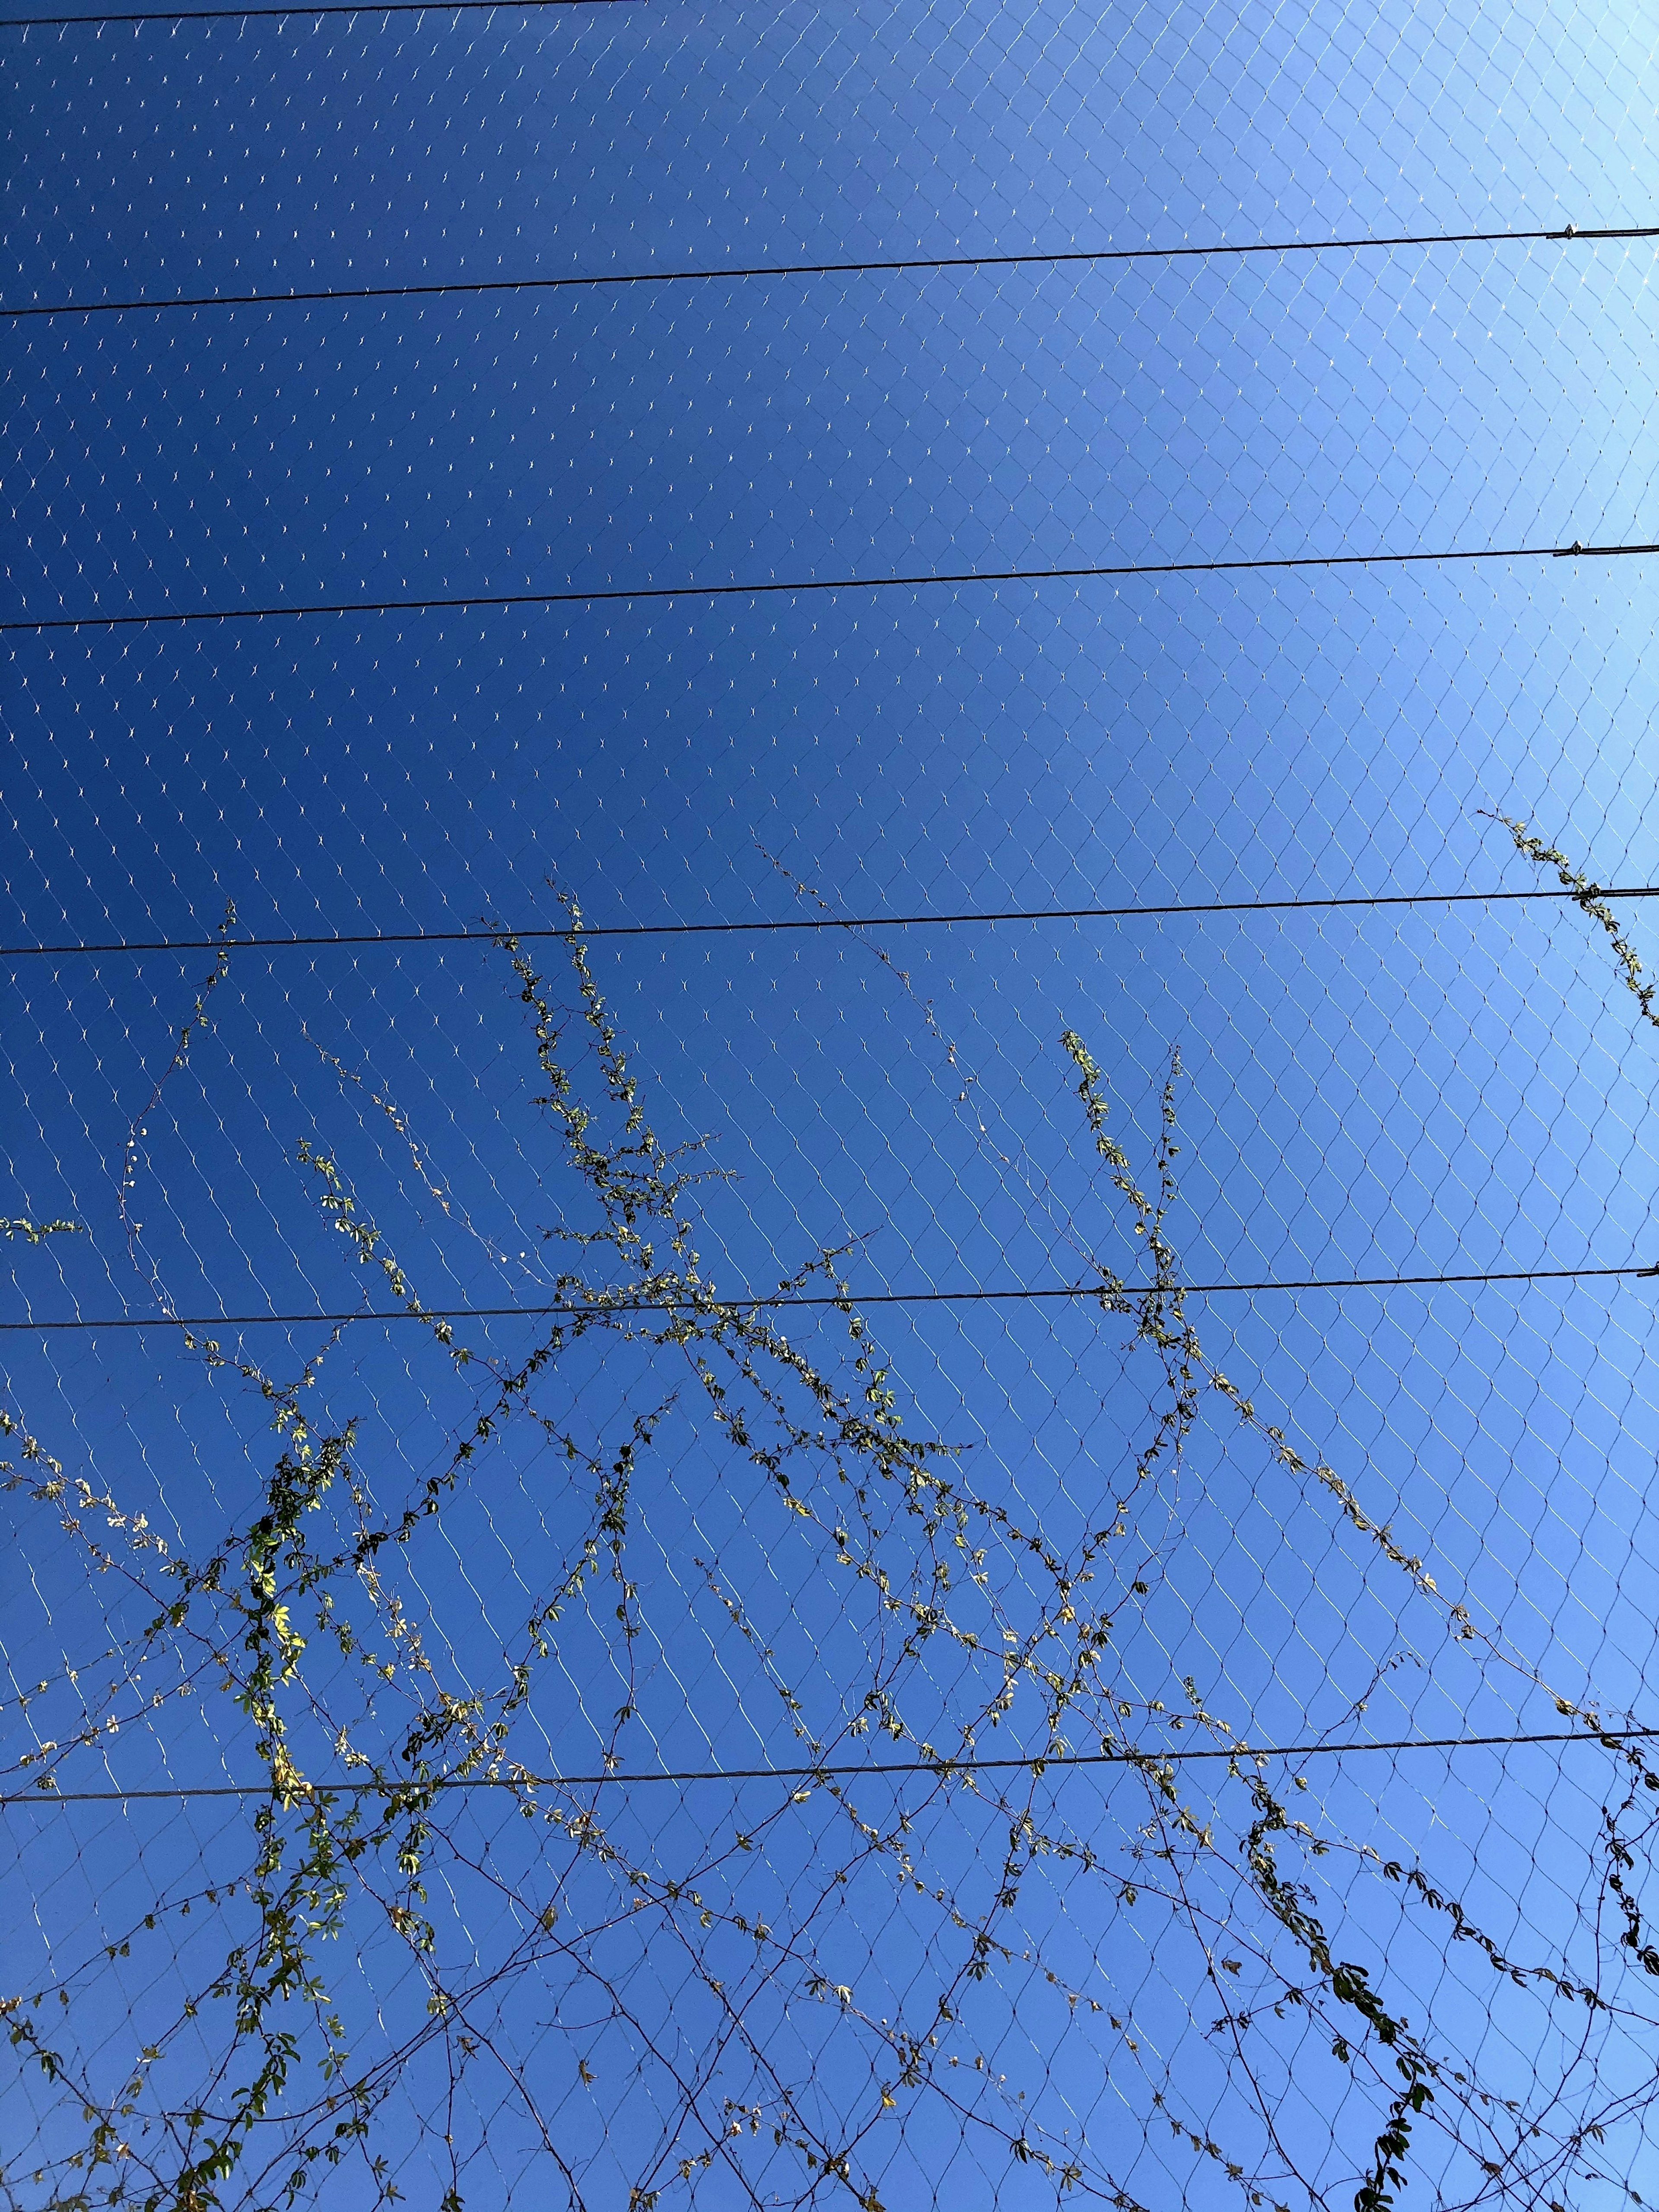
[6,1,1659,2208]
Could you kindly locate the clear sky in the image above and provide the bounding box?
[5,0,1659,2206]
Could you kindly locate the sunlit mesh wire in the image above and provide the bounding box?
[5,0,1659,2208]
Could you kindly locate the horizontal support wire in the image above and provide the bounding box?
[6,222,1655,320]
[6,1726,1656,1807]
[6,880,1658,962]
[5,538,1646,636]
[3,0,635,25]
[6,1262,1656,1334]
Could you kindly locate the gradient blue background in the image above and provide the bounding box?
[5,0,1659,2204]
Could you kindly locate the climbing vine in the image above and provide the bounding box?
[3,878,1658,2212]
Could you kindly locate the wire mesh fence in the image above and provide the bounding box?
[6,0,1659,2207]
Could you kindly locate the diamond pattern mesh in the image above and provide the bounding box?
[6,2,1659,2208]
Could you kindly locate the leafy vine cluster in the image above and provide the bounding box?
[3,843,1658,2212]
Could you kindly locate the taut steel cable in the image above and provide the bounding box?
[5,879,1659,963]
[6,1726,1656,1808]
[6,221,1655,321]
[6,1259,1657,1334]
[5,535,1653,636]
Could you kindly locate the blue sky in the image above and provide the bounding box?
[6,0,1659,2206]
